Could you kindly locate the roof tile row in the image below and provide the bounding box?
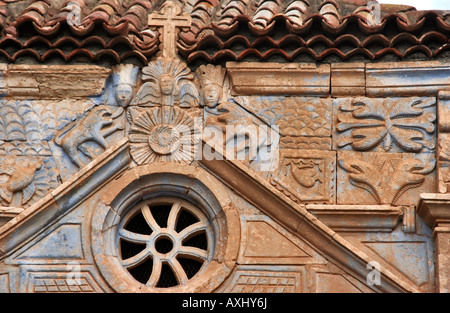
[0,0,448,65]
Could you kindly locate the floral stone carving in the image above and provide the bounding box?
[335,97,436,153]
[128,106,199,164]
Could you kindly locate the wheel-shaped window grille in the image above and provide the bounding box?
[118,197,214,288]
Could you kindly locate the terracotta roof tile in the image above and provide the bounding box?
[0,0,448,65]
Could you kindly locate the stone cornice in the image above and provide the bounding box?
[418,193,450,231]
[226,60,450,98]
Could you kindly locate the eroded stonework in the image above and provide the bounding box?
[0,0,449,294]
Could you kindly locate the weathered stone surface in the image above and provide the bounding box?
[0,65,110,99]
[226,62,330,97]
[366,61,450,97]
[337,151,436,206]
[334,97,436,153]
[270,149,335,204]
[0,2,448,294]
[331,63,366,97]
[307,205,403,232]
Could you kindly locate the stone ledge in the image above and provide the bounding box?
[307,205,403,233]
[227,61,450,98]
[0,64,111,99]
[226,62,330,97]
[418,193,450,230]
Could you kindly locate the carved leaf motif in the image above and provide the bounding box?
[336,97,436,152]
[338,154,435,205]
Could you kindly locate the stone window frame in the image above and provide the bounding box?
[90,163,240,293]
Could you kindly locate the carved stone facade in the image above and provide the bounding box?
[0,0,449,294]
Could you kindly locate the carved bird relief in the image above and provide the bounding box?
[0,157,42,206]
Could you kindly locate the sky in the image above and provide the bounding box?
[378,0,450,10]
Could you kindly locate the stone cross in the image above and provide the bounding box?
[148,1,192,59]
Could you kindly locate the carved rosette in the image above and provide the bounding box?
[129,106,199,164]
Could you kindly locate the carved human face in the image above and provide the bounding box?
[115,84,133,107]
[203,84,221,109]
[160,74,175,95]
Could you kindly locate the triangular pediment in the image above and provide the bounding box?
[198,142,420,293]
[0,138,130,260]
[0,135,423,294]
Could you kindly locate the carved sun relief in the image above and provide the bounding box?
[128,106,199,164]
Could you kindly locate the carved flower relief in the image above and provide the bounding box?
[336,97,436,152]
[128,106,199,164]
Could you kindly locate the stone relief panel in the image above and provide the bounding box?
[334,96,437,206]
[0,64,136,208]
[30,274,99,293]
[437,92,450,193]
[270,149,335,204]
[337,151,436,206]
[54,105,125,169]
[132,57,199,108]
[334,97,436,153]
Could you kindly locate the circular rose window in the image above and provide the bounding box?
[91,164,240,293]
[118,197,213,287]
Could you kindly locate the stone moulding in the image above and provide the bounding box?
[0,64,111,99]
[94,162,240,293]
[306,205,404,233]
[418,193,450,231]
[226,61,450,98]
[226,62,330,97]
